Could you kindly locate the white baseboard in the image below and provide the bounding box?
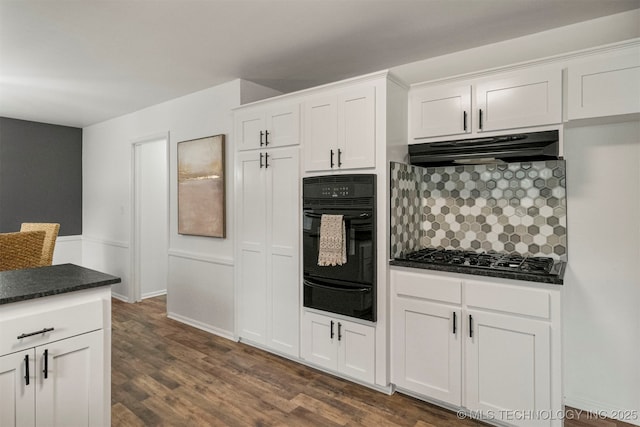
[111,292,129,303]
[167,311,235,341]
[142,289,167,300]
[564,396,640,426]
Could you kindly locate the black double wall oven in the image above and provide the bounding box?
[302,174,376,322]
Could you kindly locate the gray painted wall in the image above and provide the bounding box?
[0,117,82,235]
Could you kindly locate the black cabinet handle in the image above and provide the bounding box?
[260,131,265,146]
[453,312,457,335]
[330,320,334,339]
[478,109,483,130]
[43,349,49,379]
[337,322,342,341]
[264,152,269,168]
[463,111,468,131]
[259,152,263,168]
[469,315,473,338]
[337,149,342,167]
[264,130,270,146]
[17,327,54,340]
[24,354,30,386]
[330,150,334,168]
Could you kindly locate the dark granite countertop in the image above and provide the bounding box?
[390,259,565,285]
[0,263,121,305]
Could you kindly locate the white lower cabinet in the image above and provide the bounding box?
[465,310,551,427]
[391,267,561,427]
[36,331,104,427]
[0,292,109,427]
[301,311,375,384]
[393,297,462,405]
[0,350,34,426]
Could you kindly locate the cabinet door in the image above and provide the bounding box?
[475,67,561,132]
[300,312,337,371]
[304,95,337,172]
[265,103,300,148]
[236,151,268,344]
[393,298,461,406]
[0,350,35,427]
[411,85,471,139]
[465,310,551,427]
[266,147,300,357]
[337,85,376,169]
[36,331,104,427]
[336,319,375,383]
[235,109,266,151]
[568,48,640,120]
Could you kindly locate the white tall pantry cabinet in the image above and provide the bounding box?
[235,100,301,358]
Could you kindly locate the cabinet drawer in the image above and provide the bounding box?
[393,269,462,304]
[0,299,103,355]
[465,280,551,319]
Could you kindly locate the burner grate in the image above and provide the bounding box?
[402,248,556,275]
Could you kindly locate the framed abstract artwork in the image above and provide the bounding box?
[177,134,226,238]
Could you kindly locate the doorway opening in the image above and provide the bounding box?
[131,134,169,302]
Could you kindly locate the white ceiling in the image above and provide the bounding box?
[1,0,639,128]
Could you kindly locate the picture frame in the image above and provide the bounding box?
[177,134,226,238]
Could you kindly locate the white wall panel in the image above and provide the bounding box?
[52,236,83,266]
[81,238,130,301]
[167,253,234,339]
[563,120,640,424]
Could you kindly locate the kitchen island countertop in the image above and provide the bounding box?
[0,263,121,305]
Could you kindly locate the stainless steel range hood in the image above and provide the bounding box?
[408,130,560,167]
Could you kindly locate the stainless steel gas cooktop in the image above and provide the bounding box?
[393,248,566,284]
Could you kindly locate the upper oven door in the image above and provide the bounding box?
[302,207,375,286]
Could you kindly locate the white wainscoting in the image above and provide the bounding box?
[52,235,83,265]
[82,236,131,302]
[167,250,235,340]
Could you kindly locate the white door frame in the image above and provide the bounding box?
[130,132,170,303]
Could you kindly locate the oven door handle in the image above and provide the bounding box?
[303,212,371,220]
[303,280,370,293]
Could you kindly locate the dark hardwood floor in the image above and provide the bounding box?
[111,296,634,427]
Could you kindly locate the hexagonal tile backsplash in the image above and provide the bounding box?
[390,160,567,260]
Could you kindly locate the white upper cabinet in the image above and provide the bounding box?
[235,102,300,151]
[304,95,338,171]
[568,46,640,120]
[410,84,471,139]
[475,67,562,132]
[410,66,562,140]
[337,85,376,169]
[304,83,376,172]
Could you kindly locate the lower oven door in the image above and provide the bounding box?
[303,278,374,321]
